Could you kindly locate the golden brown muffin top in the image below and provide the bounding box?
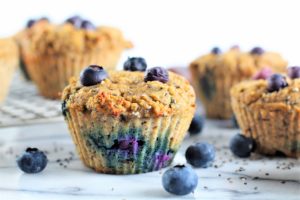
[62,70,196,118]
[190,48,287,77]
[231,78,300,110]
[19,21,132,55]
[0,38,19,59]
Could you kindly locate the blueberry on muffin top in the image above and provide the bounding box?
[62,67,195,118]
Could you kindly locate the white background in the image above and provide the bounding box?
[0,0,299,68]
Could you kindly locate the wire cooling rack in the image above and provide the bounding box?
[0,73,63,127]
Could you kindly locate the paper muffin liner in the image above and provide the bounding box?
[190,66,244,119]
[22,48,122,99]
[231,97,300,158]
[64,109,193,174]
[0,55,18,104]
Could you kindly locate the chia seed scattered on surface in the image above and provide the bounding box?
[204,186,208,189]
[281,181,286,184]
[265,173,269,176]
[254,187,258,190]
[235,167,246,172]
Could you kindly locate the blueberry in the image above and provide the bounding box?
[211,47,221,55]
[229,134,255,158]
[185,142,215,168]
[162,165,198,196]
[118,139,138,154]
[231,115,239,128]
[26,19,36,28]
[123,57,147,72]
[81,20,96,30]
[253,67,273,80]
[80,65,108,86]
[17,148,48,173]
[288,66,300,79]
[144,67,169,83]
[267,74,288,92]
[65,15,82,28]
[250,47,264,55]
[188,114,204,135]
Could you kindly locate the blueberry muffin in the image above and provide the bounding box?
[0,38,19,104]
[62,63,196,174]
[14,17,50,81]
[189,46,287,119]
[231,67,300,158]
[20,16,132,99]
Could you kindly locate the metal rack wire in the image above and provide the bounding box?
[0,74,63,127]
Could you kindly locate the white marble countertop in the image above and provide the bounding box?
[0,120,299,200]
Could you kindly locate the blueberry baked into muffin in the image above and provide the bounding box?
[0,38,19,104]
[62,61,196,174]
[189,46,287,119]
[231,66,300,158]
[19,16,132,99]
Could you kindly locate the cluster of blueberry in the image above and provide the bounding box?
[211,46,264,56]
[26,15,96,31]
[65,15,96,30]
[162,142,215,195]
[267,66,300,92]
[79,57,169,87]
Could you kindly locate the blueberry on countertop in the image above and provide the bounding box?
[230,134,255,158]
[253,67,273,80]
[81,20,96,30]
[211,47,221,55]
[144,67,169,83]
[80,65,108,86]
[188,114,205,135]
[185,142,215,168]
[123,57,147,72]
[162,165,198,196]
[288,66,300,79]
[250,47,265,55]
[267,74,288,92]
[66,15,82,28]
[17,147,48,173]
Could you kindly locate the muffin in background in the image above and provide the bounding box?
[19,16,132,99]
[62,64,195,174]
[189,46,287,119]
[14,17,50,81]
[0,38,19,104]
[231,69,300,158]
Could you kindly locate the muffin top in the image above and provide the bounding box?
[0,38,19,59]
[231,76,300,111]
[19,19,132,56]
[190,47,287,77]
[62,70,196,118]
